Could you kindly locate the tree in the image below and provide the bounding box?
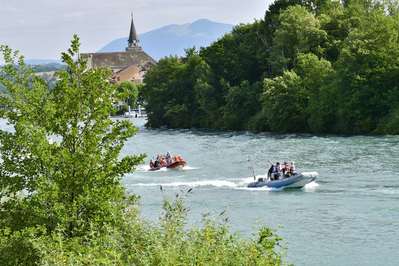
[222,81,262,130]
[116,81,140,108]
[334,5,399,133]
[295,53,335,132]
[262,71,308,132]
[270,5,327,72]
[0,36,144,262]
[143,49,214,129]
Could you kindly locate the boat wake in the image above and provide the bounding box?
[128,175,319,192]
[136,165,198,172]
[136,165,168,172]
[130,179,239,188]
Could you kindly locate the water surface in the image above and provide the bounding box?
[123,118,399,266]
[1,118,397,265]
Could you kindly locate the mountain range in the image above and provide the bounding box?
[25,59,62,65]
[99,19,233,60]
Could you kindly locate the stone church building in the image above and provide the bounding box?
[81,15,156,83]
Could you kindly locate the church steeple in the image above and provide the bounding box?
[127,13,140,51]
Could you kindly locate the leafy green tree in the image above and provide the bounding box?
[0,36,144,262]
[222,81,262,130]
[143,49,213,129]
[295,53,335,132]
[201,22,266,85]
[334,5,399,133]
[270,5,327,72]
[262,71,308,132]
[116,81,140,108]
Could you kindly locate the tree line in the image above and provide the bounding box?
[142,0,399,134]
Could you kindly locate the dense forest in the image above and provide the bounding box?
[143,0,399,134]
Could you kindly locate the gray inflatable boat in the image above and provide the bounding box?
[247,173,317,189]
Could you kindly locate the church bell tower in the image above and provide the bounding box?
[126,13,142,51]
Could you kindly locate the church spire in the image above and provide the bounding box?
[127,13,140,50]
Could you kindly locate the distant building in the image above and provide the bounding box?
[81,14,156,84]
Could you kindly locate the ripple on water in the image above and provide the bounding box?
[64,119,399,266]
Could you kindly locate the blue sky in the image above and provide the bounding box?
[0,0,270,60]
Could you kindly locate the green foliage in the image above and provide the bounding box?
[117,81,140,107]
[0,36,142,263]
[295,53,336,132]
[222,81,263,130]
[16,195,284,266]
[263,71,308,132]
[0,37,286,265]
[143,50,213,128]
[142,0,399,134]
[270,5,327,72]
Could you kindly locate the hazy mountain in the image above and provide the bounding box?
[99,19,233,60]
[25,59,62,65]
[31,63,66,73]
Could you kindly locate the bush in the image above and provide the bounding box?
[0,196,285,265]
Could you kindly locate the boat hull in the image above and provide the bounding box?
[167,161,186,169]
[148,166,161,171]
[247,173,316,189]
[149,161,186,171]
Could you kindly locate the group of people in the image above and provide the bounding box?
[267,161,296,180]
[149,152,184,169]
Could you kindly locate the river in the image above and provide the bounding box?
[1,117,398,265]
[122,118,399,266]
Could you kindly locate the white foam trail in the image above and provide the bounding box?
[302,172,319,178]
[303,181,319,191]
[130,176,272,190]
[234,186,282,192]
[182,166,198,170]
[374,188,399,195]
[129,173,320,192]
[136,165,167,172]
[131,179,239,188]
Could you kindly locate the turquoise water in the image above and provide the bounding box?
[123,118,399,266]
[1,117,397,265]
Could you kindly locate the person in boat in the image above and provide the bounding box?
[267,164,274,179]
[289,162,296,175]
[165,152,172,165]
[150,159,155,169]
[282,162,290,177]
[269,162,281,180]
[160,156,167,167]
[154,159,160,168]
